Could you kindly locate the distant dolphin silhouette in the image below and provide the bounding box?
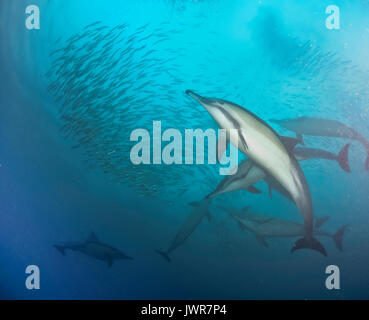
[54,232,132,267]
[270,117,369,170]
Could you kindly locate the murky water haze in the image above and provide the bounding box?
[0,0,369,299]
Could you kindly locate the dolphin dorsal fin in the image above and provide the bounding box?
[280,136,301,154]
[315,216,330,229]
[88,232,99,242]
[246,186,262,194]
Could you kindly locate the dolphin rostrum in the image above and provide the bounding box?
[270,116,369,170]
[156,198,211,262]
[222,206,348,251]
[54,232,133,267]
[186,90,326,256]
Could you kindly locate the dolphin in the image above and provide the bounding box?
[207,141,350,201]
[156,198,211,262]
[222,206,348,251]
[186,90,326,255]
[294,144,351,173]
[270,117,369,170]
[54,232,133,267]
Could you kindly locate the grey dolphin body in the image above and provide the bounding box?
[207,142,350,201]
[222,207,348,251]
[270,117,369,170]
[186,90,326,255]
[54,232,132,267]
[156,198,212,262]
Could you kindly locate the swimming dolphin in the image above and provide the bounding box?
[223,206,348,251]
[207,140,350,201]
[270,116,369,170]
[186,90,326,255]
[54,232,133,267]
[294,144,350,173]
[156,198,211,262]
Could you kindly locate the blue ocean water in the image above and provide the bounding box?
[1,0,369,299]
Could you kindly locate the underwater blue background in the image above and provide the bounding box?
[1,0,369,299]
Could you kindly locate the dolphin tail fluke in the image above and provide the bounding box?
[337,143,351,173]
[54,245,66,256]
[291,237,327,256]
[332,225,349,251]
[155,249,171,263]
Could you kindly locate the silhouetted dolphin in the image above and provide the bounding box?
[270,117,369,170]
[54,232,132,267]
[223,207,348,251]
[186,90,326,256]
[156,198,211,262]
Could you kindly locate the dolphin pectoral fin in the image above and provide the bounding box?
[255,234,268,247]
[314,216,330,229]
[280,136,301,154]
[332,224,349,251]
[242,206,251,212]
[246,186,262,194]
[216,133,229,162]
[337,143,351,173]
[296,133,304,145]
[291,237,327,256]
[238,221,246,231]
[206,211,212,222]
[155,249,171,263]
[238,128,248,150]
